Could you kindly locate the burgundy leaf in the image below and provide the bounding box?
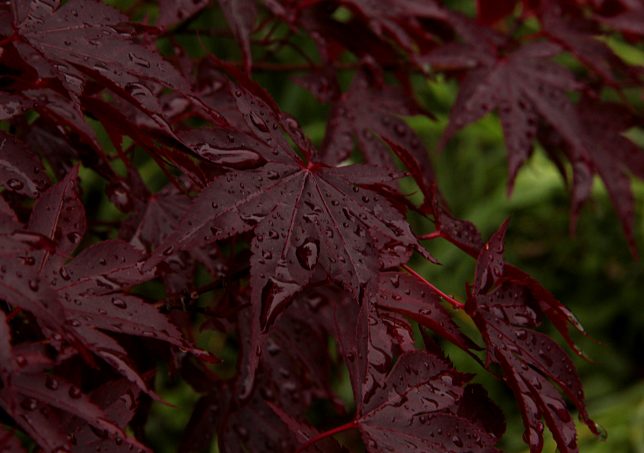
[321,73,435,200]
[429,40,586,190]
[466,222,598,453]
[376,272,474,351]
[297,350,501,452]
[28,165,85,273]
[218,0,257,71]
[157,0,210,27]
[0,131,49,197]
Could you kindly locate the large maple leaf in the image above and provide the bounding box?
[148,78,433,396]
[466,221,600,453]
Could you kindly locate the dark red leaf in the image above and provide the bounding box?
[301,350,501,452]
[218,0,257,72]
[321,73,435,201]
[429,39,586,191]
[157,0,210,27]
[0,131,49,197]
[466,222,598,453]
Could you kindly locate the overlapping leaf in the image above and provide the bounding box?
[321,73,435,201]
[466,222,598,453]
[427,39,586,190]
[293,350,502,452]
[149,81,432,396]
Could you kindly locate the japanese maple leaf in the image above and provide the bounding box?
[537,0,637,86]
[331,275,477,419]
[338,0,450,51]
[66,378,143,452]
[5,0,190,138]
[466,221,599,453]
[149,74,433,393]
[375,271,475,352]
[321,72,435,201]
[476,0,520,24]
[333,292,416,409]
[23,167,207,392]
[157,0,210,27]
[218,0,257,72]
[293,350,501,452]
[427,39,587,190]
[427,188,484,255]
[543,98,644,253]
[0,317,147,452]
[0,131,49,197]
[595,0,644,36]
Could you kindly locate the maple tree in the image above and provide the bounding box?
[0,0,641,452]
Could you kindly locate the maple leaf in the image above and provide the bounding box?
[4,0,191,140]
[321,72,435,201]
[536,0,637,85]
[375,271,475,351]
[24,168,206,390]
[218,0,257,72]
[0,320,146,452]
[157,0,210,27]
[0,131,49,197]
[466,221,599,453]
[67,378,144,452]
[541,97,644,252]
[148,79,432,396]
[428,189,484,255]
[427,39,587,190]
[338,0,450,51]
[295,350,502,452]
[476,0,520,24]
[151,157,428,392]
[595,0,644,37]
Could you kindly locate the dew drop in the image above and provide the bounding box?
[111,297,127,309]
[593,421,608,441]
[21,398,38,411]
[59,267,71,280]
[193,143,266,169]
[6,178,24,191]
[127,52,150,68]
[45,375,59,390]
[295,239,319,270]
[28,279,39,291]
[249,111,269,133]
[66,231,81,244]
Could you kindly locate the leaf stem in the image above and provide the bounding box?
[295,420,358,452]
[402,264,465,310]
[419,231,442,241]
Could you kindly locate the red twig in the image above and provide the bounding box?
[295,420,359,453]
[402,264,465,310]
